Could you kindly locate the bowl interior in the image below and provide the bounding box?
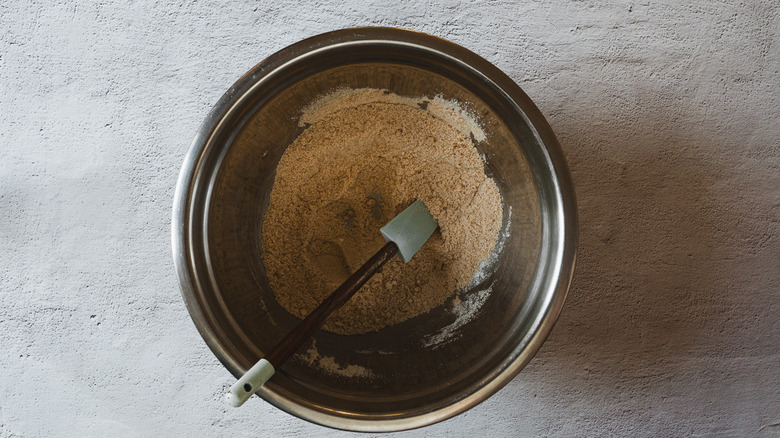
[181,34,573,428]
[207,61,543,415]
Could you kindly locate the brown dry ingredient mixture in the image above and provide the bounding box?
[262,89,502,335]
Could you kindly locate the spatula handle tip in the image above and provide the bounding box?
[226,359,275,407]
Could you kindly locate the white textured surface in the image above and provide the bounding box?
[1,1,778,436]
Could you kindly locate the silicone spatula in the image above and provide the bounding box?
[226,200,438,407]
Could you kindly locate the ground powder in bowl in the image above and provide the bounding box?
[262,88,502,335]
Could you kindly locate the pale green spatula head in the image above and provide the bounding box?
[380,200,439,262]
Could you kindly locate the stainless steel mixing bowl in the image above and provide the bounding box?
[172,27,577,431]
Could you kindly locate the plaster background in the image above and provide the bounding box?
[1,1,778,436]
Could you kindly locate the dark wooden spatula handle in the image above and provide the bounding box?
[264,241,398,367]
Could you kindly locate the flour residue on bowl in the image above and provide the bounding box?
[421,207,511,349]
[299,340,374,378]
[421,286,493,349]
